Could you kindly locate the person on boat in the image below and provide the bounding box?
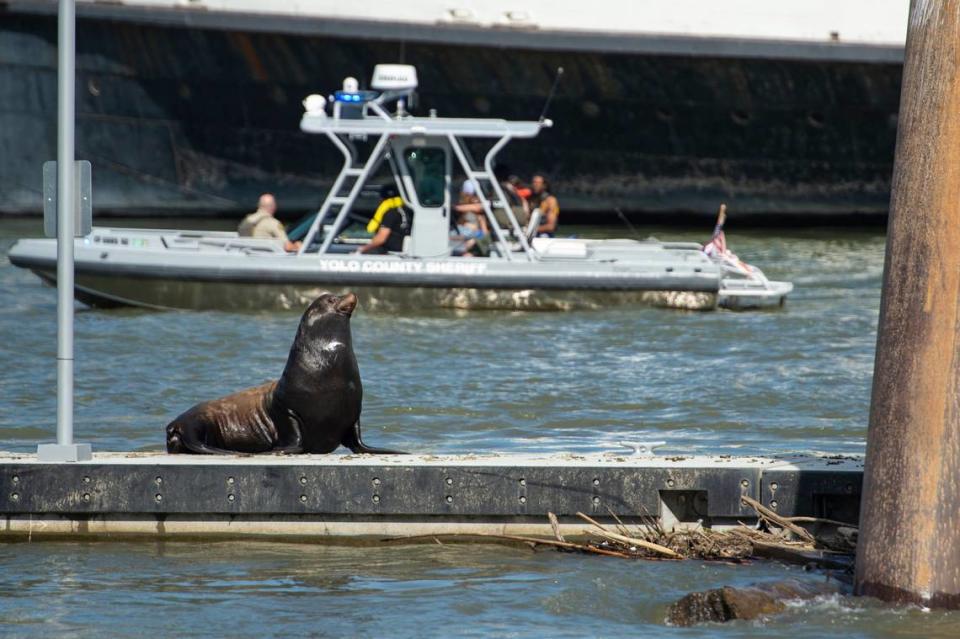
[451,180,489,256]
[356,185,411,254]
[530,173,560,238]
[238,193,301,252]
[365,184,405,234]
[509,175,532,201]
[468,166,529,232]
[499,168,531,229]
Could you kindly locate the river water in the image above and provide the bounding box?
[1,219,956,636]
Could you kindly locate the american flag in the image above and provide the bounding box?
[703,204,728,257]
[703,222,727,257]
[702,209,762,281]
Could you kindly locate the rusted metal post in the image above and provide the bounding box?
[854,0,960,608]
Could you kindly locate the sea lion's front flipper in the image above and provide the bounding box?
[342,421,407,455]
[272,409,305,454]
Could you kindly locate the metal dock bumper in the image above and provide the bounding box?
[0,452,863,540]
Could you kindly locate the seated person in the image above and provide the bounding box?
[509,175,532,201]
[530,173,560,238]
[451,180,489,256]
[492,167,530,229]
[238,193,301,252]
[356,185,411,254]
[366,185,405,233]
[456,174,528,238]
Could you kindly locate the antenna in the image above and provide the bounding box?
[538,67,564,123]
[614,207,643,240]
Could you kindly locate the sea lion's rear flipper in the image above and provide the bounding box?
[342,421,407,455]
[167,419,241,455]
[179,440,243,455]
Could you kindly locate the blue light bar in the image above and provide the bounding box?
[334,90,379,104]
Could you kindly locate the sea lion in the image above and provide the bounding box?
[165,292,405,455]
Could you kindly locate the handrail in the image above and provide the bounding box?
[484,136,536,261]
[447,134,514,262]
[299,109,545,260]
[317,133,391,256]
[298,131,354,254]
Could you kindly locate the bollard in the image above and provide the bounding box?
[854,0,960,608]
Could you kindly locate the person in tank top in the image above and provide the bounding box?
[530,173,560,238]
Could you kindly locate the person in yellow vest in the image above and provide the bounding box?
[365,185,405,235]
[237,193,301,252]
[357,185,411,254]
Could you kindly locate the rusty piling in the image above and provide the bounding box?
[854,0,960,608]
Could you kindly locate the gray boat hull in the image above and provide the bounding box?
[28,269,716,312]
[10,230,723,312]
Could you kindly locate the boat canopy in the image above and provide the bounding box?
[297,64,552,262]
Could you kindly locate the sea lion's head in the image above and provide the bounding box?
[302,291,357,329]
[277,292,361,400]
[285,292,360,377]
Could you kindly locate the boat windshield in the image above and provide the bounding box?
[406,147,445,207]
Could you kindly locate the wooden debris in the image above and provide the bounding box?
[576,512,683,559]
[384,497,858,567]
[740,495,816,544]
[547,511,565,543]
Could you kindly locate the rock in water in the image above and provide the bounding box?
[665,579,836,626]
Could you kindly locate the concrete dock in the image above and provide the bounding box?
[0,451,862,541]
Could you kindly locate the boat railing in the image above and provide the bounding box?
[298,131,391,255]
[446,133,535,262]
[298,102,549,261]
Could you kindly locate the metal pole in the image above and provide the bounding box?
[854,0,960,608]
[38,0,90,462]
[57,0,75,447]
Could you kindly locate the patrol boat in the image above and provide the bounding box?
[8,65,792,312]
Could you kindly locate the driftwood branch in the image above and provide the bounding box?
[382,531,633,558]
[547,511,565,543]
[576,512,683,559]
[740,496,816,544]
[784,516,858,528]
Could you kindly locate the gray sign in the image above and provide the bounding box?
[42,160,92,238]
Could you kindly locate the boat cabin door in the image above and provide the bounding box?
[390,137,451,257]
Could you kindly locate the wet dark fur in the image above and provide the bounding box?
[165,292,404,455]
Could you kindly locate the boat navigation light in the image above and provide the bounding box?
[303,94,327,116]
[343,76,359,92]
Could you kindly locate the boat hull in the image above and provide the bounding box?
[29,269,718,312]
[10,231,723,312]
[718,283,793,310]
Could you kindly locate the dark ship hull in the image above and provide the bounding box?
[0,12,902,221]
